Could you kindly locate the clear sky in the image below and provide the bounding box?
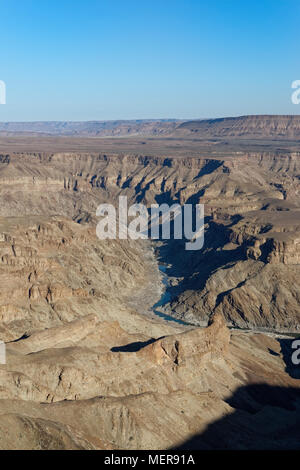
[0,0,299,121]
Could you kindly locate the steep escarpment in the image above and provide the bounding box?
[1,115,300,140]
[177,115,300,139]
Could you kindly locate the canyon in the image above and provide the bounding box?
[0,115,299,449]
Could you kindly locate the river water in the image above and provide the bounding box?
[152,266,298,337]
[151,265,191,326]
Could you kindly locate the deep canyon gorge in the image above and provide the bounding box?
[0,116,299,449]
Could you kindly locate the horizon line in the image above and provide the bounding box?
[0,114,300,124]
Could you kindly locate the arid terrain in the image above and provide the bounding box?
[0,115,299,449]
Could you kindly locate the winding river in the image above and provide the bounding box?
[152,266,298,337]
[152,265,191,326]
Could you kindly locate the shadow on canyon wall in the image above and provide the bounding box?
[154,218,245,305]
[174,383,300,450]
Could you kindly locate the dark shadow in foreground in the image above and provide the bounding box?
[111,338,156,352]
[174,384,300,450]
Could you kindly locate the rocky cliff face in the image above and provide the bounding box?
[2,150,299,329]
[0,215,169,343]
[0,147,300,449]
[177,115,300,138]
[1,310,299,449]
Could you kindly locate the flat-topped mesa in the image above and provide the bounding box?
[0,120,181,137]
[142,313,230,366]
[177,115,300,138]
[1,115,300,140]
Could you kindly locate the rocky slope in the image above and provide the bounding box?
[0,215,178,343]
[1,311,300,449]
[1,150,299,330]
[0,145,299,449]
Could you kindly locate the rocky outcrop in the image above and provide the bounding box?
[1,313,299,449]
[145,313,229,366]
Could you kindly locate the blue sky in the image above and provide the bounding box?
[0,0,299,121]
